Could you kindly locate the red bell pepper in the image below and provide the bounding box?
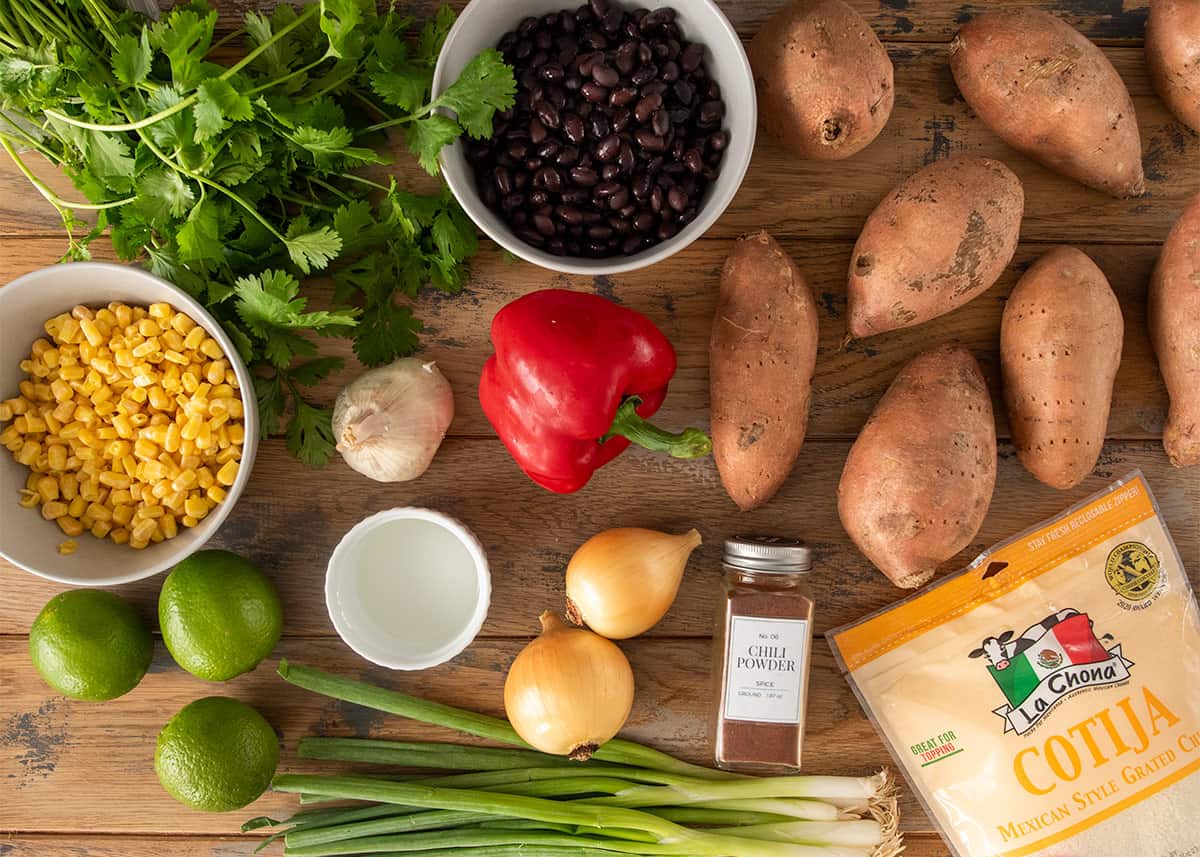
[479,289,711,493]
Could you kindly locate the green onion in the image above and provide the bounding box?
[298,738,590,771]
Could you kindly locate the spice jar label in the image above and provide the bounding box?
[722,615,810,724]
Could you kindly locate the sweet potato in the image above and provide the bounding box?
[749,0,894,161]
[950,10,1144,198]
[1001,246,1124,489]
[1149,193,1200,467]
[710,231,820,510]
[837,344,997,588]
[1146,0,1200,133]
[847,155,1024,338]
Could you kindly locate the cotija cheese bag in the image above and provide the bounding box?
[829,471,1199,857]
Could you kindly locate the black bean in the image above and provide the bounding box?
[588,112,611,139]
[530,190,550,206]
[705,80,721,100]
[530,117,547,144]
[556,145,580,166]
[650,108,670,137]
[684,148,703,174]
[640,80,668,97]
[609,85,637,107]
[602,6,624,32]
[635,129,667,151]
[506,141,528,160]
[582,29,607,49]
[632,172,653,199]
[595,133,621,161]
[661,60,679,82]
[547,238,567,255]
[667,186,688,212]
[631,63,657,86]
[562,114,585,144]
[633,211,656,232]
[499,32,518,53]
[589,0,609,15]
[602,163,620,181]
[669,107,690,125]
[542,11,559,28]
[634,92,662,123]
[514,170,530,190]
[582,210,603,223]
[594,181,622,199]
[569,165,599,186]
[608,187,630,209]
[482,184,498,208]
[523,157,542,173]
[557,205,584,224]
[540,62,564,82]
[652,40,670,59]
[645,155,664,173]
[592,64,619,88]
[535,166,564,193]
[511,210,528,226]
[564,72,583,91]
[494,166,513,195]
[665,38,680,60]
[672,79,694,104]
[670,138,684,161]
[657,220,678,240]
[650,185,664,212]
[581,82,609,103]
[611,107,632,132]
[679,207,698,226]
[615,42,638,74]
[562,189,589,205]
[708,129,729,151]
[588,224,614,240]
[515,38,533,60]
[534,214,557,236]
[618,141,635,173]
[623,234,646,254]
[530,50,549,68]
[517,226,546,246]
[680,42,704,73]
[534,100,560,129]
[503,192,525,211]
[519,16,538,36]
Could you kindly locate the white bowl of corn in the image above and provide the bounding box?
[0,263,258,586]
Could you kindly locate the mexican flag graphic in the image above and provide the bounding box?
[988,613,1111,708]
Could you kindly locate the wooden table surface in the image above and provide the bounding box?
[1,1,1197,855]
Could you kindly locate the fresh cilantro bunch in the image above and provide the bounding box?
[0,0,514,466]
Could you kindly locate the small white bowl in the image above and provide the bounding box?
[433,0,756,275]
[325,508,492,670]
[0,263,259,587]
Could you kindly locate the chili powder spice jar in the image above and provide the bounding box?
[711,536,814,773]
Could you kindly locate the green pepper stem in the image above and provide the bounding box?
[604,398,712,459]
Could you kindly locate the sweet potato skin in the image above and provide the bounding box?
[949,10,1144,198]
[847,155,1024,338]
[837,344,997,589]
[710,231,820,511]
[1001,247,1124,489]
[1148,193,1200,467]
[749,0,894,161]
[1146,0,1200,133]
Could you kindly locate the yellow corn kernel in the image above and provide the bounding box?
[49,379,72,403]
[131,339,159,359]
[111,303,132,326]
[180,414,203,441]
[181,371,200,394]
[136,503,164,519]
[127,386,148,404]
[15,441,41,466]
[114,349,134,368]
[108,488,133,507]
[182,326,207,350]
[59,471,78,499]
[29,359,50,379]
[162,349,189,365]
[71,305,94,321]
[183,398,209,420]
[148,302,172,320]
[149,413,169,427]
[164,491,186,513]
[85,502,113,522]
[18,489,39,508]
[96,427,118,441]
[170,313,195,335]
[78,478,99,501]
[183,496,210,519]
[35,476,59,503]
[0,402,11,422]
[121,455,138,478]
[216,458,239,486]
[198,338,224,359]
[195,466,214,489]
[206,484,227,504]
[202,359,226,385]
[181,515,199,528]
[91,357,115,376]
[67,495,87,518]
[58,539,78,555]
[129,538,150,550]
[41,500,68,520]
[178,452,200,470]
[129,413,149,428]
[90,385,114,406]
[56,516,84,537]
[216,446,241,465]
[23,413,47,433]
[75,405,97,426]
[133,438,159,460]
[147,386,171,410]
[171,470,197,492]
[137,318,162,337]
[140,460,165,482]
[194,423,213,450]
[109,527,129,545]
[159,514,178,540]
[46,445,69,473]
[111,505,134,526]
[99,471,131,489]
[79,318,104,347]
[112,413,134,438]
[78,341,98,364]
[90,520,112,539]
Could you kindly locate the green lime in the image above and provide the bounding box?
[159,550,283,682]
[155,696,279,812]
[29,590,153,701]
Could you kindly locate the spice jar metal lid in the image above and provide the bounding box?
[723,536,812,573]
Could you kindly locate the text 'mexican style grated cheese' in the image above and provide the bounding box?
[829,472,1199,857]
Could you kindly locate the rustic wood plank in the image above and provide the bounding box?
[1,436,1195,637]
[2,47,1195,243]
[0,239,1174,442]
[0,636,946,835]
[0,832,956,855]
[145,0,1152,45]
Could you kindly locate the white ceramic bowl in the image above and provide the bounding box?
[0,263,259,586]
[325,508,492,670]
[433,0,755,275]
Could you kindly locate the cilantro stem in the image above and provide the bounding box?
[43,4,321,134]
[338,173,391,193]
[244,56,329,97]
[0,134,134,211]
[206,28,247,55]
[308,175,354,204]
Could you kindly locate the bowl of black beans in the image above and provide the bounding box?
[433,0,755,274]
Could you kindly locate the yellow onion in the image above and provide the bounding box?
[503,612,634,760]
[565,528,702,639]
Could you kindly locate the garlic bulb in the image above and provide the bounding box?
[332,359,454,482]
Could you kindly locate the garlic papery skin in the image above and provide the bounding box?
[503,612,635,760]
[566,528,702,639]
[332,359,454,482]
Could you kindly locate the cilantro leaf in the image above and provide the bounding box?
[254,373,287,437]
[416,6,456,67]
[112,31,152,86]
[286,395,337,467]
[290,356,344,386]
[176,196,223,262]
[195,78,254,142]
[368,65,430,113]
[354,301,422,366]
[290,125,388,169]
[134,169,196,226]
[284,217,343,273]
[150,8,218,89]
[430,49,516,138]
[234,270,359,337]
[405,113,461,175]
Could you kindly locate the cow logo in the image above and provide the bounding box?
[968,609,1134,735]
[1105,541,1162,604]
